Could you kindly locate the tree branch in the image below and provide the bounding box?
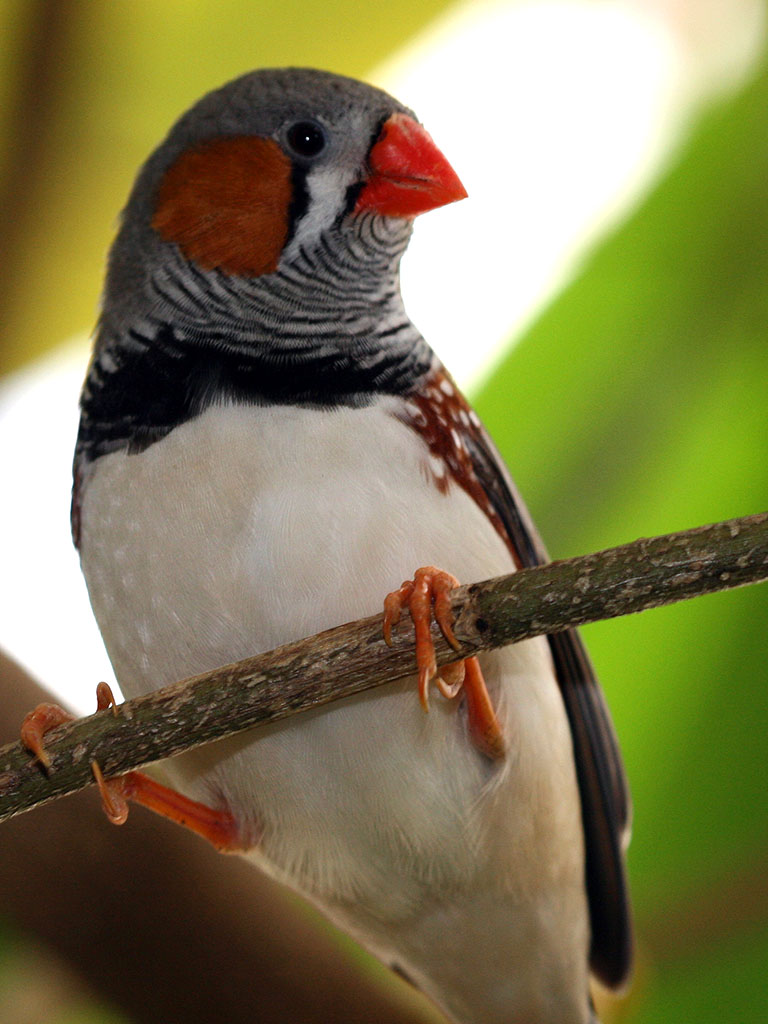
[1,511,766,825]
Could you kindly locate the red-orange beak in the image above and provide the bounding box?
[355,113,468,219]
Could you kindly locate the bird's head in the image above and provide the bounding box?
[106,67,466,319]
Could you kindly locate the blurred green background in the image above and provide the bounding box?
[1,1,767,1022]
[476,51,768,1021]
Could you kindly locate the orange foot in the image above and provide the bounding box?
[21,683,244,852]
[383,566,505,760]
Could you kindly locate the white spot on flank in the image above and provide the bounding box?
[429,451,447,476]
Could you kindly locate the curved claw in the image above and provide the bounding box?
[91,758,130,825]
[434,660,465,700]
[96,681,119,714]
[21,703,74,770]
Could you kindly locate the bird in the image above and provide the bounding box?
[28,68,632,1023]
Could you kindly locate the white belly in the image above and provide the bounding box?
[79,399,589,1023]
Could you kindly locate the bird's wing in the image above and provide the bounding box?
[464,422,633,989]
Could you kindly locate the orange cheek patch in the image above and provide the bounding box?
[152,136,293,278]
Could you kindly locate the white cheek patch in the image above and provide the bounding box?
[283,162,359,256]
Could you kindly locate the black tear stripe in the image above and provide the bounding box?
[285,163,310,249]
[75,323,432,463]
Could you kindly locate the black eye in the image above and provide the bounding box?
[286,120,327,159]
